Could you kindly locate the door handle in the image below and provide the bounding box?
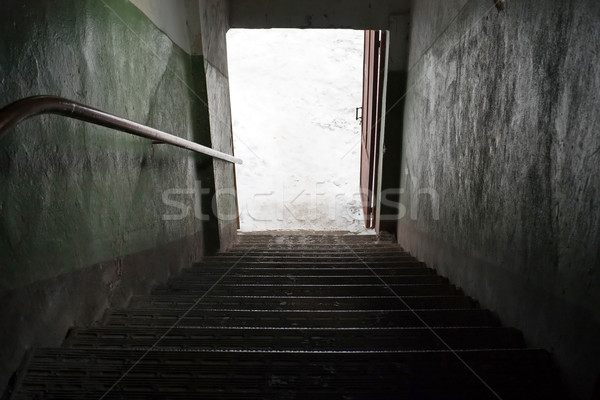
[355,107,362,121]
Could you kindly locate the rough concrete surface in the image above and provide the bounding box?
[229,0,411,29]
[199,0,239,250]
[396,0,600,398]
[0,233,201,395]
[377,15,409,233]
[0,0,213,391]
[130,0,203,55]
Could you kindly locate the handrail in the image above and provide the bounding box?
[0,96,242,164]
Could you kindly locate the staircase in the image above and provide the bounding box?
[9,234,563,399]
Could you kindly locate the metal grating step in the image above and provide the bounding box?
[183,266,435,276]
[127,295,480,310]
[205,255,417,264]
[103,308,500,328]
[194,260,428,268]
[231,243,391,248]
[150,283,461,297]
[164,274,448,286]
[9,233,563,399]
[63,326,524,351]
[219,250,408,256]
[15,348,562,399]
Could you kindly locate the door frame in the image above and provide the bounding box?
[360,30,388,230]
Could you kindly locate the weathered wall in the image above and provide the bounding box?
[130,0,203,55]
[0,0,215,391]
[376,15,409,233]
[131,0,238,252]
[199,0,239,250]
[396,0,600,398]
[229,0,411,29]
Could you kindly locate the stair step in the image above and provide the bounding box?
[150,283,461,297]
[64,326,523,351]
[103,309,500,328]
[128,295,479,310]
[230,241,392,246]
[236,234,376,239]
[184,266,435,276]
[195,261,426,268]
[203,256,416,263]
[164,274,448,286]
[15,348,561,399]
[9,233,563,399]
[229,247,400,252]
[219,250,406,256]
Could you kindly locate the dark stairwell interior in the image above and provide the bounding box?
[8,234,564,399]
[1,0,599,399]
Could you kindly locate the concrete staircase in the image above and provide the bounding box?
[9,234,563,399]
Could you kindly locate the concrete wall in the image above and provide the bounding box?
[199,0,239,250]
[229,0,411,29]
[396,0,600,398]
[132,0,238,251]
[0,0,216,391]
[130,0,203,55]
[376,15,410,233]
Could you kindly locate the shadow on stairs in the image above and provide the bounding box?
[7,233,564,399]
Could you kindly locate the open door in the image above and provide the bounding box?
[360,30,387,229]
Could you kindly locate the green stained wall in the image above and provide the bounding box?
[0,0,210,288]
[0,0,215,390]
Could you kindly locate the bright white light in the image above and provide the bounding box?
[227,29,367,233]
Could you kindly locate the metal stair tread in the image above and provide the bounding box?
[9,234,563,400]
[14,348,561,400]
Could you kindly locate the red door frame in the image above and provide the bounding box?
[360,30,387,229]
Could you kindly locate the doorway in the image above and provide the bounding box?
[227,29,368,233]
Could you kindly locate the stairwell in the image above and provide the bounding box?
[8,234,563,399]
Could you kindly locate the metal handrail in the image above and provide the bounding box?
[0,95,242,164]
